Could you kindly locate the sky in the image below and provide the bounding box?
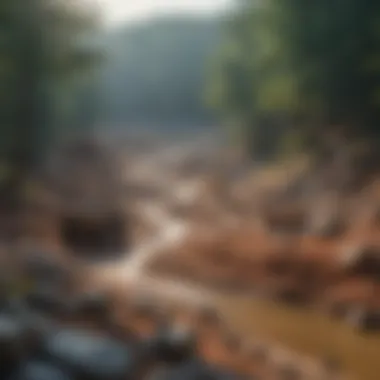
[96,0,234,25]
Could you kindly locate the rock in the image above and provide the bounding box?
[11,361,72,380]
[338,244,380,280]
[142,323,196,364]
[2,297,56,334]
[0,314,28,376]
[22,314,57,355]
[22,253,69,290]
[43,328,135,380]
[0,313,27,351]
[0,273,14,308]
[24,287,66,317]
[361,310,380,332]
[148,358,245,380]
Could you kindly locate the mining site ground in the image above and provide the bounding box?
[19,137,379,380]
[92,139,380,380]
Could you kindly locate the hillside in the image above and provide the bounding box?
[99,15,223,130]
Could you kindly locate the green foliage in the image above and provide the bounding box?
[0,0,101,171]
[207,0,380,160]
[0,0,101,209]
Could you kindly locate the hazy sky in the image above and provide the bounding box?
[96,0,233,25]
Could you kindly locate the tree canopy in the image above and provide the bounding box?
[207,0,380,160]
[0,0,101,169]
[0,0,101,207]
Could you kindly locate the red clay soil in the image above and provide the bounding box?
[148,195,380,328]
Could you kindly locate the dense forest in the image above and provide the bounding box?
[0,0,101,208]
[99,15,223,130]
[207,0,380,163]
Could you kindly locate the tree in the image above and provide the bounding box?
[0,0,102,208]
[206,0,380,161]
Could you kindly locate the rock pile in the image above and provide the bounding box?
[0,252,346,380]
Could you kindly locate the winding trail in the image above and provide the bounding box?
[90,158,214,305]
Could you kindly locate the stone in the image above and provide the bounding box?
[24,287,65,316]
[11,361,72,380]
[43,328,135,380]
[149,358,248,380]
[142,323,196,364]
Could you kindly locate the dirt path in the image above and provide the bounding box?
[89,168,215,306]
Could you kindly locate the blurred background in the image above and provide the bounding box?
[0,1,380,380]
